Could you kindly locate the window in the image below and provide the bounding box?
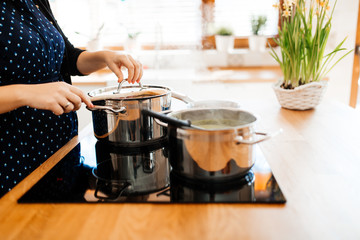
[49,0,278,49]
[50,0,202,49]
[112,0,203,48]
[213,0,278,37]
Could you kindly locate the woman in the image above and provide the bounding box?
[0,0,143,197]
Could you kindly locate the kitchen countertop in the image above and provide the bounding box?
[1,100,360,240]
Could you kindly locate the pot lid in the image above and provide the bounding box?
[88,84,170,101]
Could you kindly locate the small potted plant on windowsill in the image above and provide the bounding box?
[215,26,234,53]
[269,0,352,110]
[76,23,105,51]
[249,15,267,52]
[124,31,141,52]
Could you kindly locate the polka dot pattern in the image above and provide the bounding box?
[0,0,78,197]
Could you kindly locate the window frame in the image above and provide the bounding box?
[201,0,279,50]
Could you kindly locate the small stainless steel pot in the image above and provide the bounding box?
[164,108,275,182]
[87,84,189,147]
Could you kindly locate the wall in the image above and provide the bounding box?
[324,0,359,105]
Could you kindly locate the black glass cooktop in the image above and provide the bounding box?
[18,136,286,204]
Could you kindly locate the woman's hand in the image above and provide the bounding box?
[1,82,94,115]
[103,52,143,84]
[26,82,94,115]
[77,51,143,84]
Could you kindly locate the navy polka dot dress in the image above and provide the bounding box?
[0,0,78,197]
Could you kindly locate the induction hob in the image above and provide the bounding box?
[18,135,286,204]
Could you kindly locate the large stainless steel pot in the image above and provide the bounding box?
[87,84,187,147]
[164,108,274,182]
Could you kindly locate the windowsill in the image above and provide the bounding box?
[124,48,279,69]
[72,66,281,87]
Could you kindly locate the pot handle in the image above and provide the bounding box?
[171,91,195,104]
[141,109,192,128]
[235,129,283,145]
[86,105,127,114]
[152,110,172,128]
[94,181,131,201]
[154,118,168,128]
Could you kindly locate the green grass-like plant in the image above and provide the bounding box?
[269,0,352,89]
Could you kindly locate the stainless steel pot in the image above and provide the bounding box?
[87,84,187,146]
[164,108,274,182]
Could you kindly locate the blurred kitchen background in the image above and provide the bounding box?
[48,0,359,130]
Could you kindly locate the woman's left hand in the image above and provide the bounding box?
[104,52,143,84]
[77,51,143,84]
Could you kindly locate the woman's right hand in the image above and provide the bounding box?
[0,82,94,115]
[24,82,94,115]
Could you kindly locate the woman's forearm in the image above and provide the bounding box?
[76,51,109,75]
[0,83,93,115]
[0,85,27,114]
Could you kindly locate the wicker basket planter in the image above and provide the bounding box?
[273,80,328,110]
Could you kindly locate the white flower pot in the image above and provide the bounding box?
[124,38,140,52]
[248,35,267,52]
[87,38,103,51]
[215,35,234,53]
[272,80,328,110]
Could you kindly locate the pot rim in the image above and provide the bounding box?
[168,107,259,132]
[88,84,173,102]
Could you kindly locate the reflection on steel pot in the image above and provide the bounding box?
[92,141,170,200]
[87,84,192,147]
[170,171,255,202]
[166,108,276,181]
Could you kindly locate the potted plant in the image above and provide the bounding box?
[76,23,105,51]
[124,31,141,52]
[269,0,352,110]
[215,26,234,53]
[249,15,267,51]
